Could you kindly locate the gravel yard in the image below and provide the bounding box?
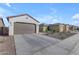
[45,32,76,40]
[0,36,16,55]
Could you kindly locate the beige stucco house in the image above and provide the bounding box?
[69,25,79,32]
[7,14,39,36]
[0,18,4,27]
[48,23,70,33]
[0,18,5,35]
[39,24,48,32]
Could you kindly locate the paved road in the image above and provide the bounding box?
[14,34,60,55]
[14,33,79,55]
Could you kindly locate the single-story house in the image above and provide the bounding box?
[48,23,70,32]
[39,24,48,32]
[64,24,70,32]
[69,25,79,31]
[0,18,8,35]
[7,14,39,36]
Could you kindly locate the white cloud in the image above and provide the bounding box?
[74,21,79,24]
[35,15,54,24]
[72,13,79,26]
[0,7,6,13]
[71,20,79,26]
[52,19,58,22]
[0,7,15,17]
[35,15,62,24]
[0,7,15,27]
[5,3,11,7]
[72,13,79,20]
[0,14,4,17]
[50,18,61,24]
[0,7,7,17]
[35,8,62,24]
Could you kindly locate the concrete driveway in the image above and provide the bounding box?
[14,33,79,55]
[14,34,60,55]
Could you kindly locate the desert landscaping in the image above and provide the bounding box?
[39,23,79,40]
[45,32,76,40]
[0,36,16,55]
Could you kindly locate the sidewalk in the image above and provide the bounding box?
[34,33,79,55]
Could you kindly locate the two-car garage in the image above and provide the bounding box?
[14,22,36,34]
[7,14,39,35]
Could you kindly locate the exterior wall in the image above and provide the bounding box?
[39,26,48,32]
[72,26,78,31]
[49,24,71,33]
[0,18,5,35]
[10,15,39,24]
[0,18,9,35]
[53,25,59,32]
[63,25,70,32]
[9,22,14,35]
[63,25,66,32]
[0,18,4,27]
[69,26,78,31]
[59,25,64,32]
[36,24,39,34]
[39,24,48,32]
[59,25,70,32]
[39,26,42,32]
[49,25,59,32]
[69,26,73,31]
[43,26,48,32]
[65,25,70,32]
[9,15,39,35]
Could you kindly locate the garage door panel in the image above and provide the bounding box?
[14,22,36,34]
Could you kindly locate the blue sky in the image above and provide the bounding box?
[0,3,79,26]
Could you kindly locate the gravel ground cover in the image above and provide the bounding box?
[0,36,16,55]
[45,32,76,40]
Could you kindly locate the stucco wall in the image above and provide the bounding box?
[9,15,39,35]
[49,25,59,32]
[0,19,4,27]
[59,25,64,32]
[9,15,38,24]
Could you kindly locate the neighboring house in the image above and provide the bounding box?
[7,14,39,36]
[0,18,4,27]
[69,25,79,31]
[39,22,79,33]
[39,24,48,32]
[0,18,4,35]
[64,24,70,32]
[48,23,79,33]
[66,25,70,32]
[48,23,70,33]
